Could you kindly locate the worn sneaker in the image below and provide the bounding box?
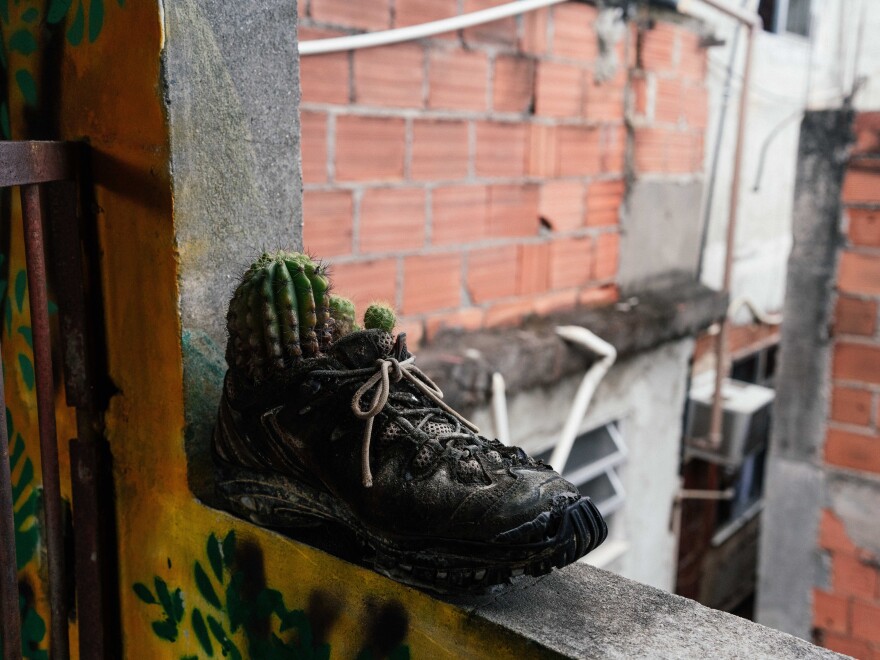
[214,329,607,592]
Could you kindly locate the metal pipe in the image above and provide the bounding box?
[0,343,22,660]
[299,0,568,55]
[20,185,69,660]
[491,372,511,446]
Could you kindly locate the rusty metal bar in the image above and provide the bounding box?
[0,345,22,660]
[20,185,69,660]
[0,143,74,188]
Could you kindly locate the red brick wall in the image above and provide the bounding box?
[813,112,880,658]
[297,1,707,346]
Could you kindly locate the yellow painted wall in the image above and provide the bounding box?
[1,3,554,658]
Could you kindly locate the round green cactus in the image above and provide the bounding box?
[363,302,396,333]
[328,295,359,340]
[226,251,332,382]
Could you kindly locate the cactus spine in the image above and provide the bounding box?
[328,295,359,340]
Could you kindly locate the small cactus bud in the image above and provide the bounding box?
[363,302,396,333]
[328,295,358,339]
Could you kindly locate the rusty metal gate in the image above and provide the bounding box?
[0,141,114,660]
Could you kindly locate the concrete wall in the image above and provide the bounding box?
[467,339,694,591]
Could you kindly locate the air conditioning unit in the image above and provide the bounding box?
[684,372,775,467]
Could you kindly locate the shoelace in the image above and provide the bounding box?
[351,357,479,487]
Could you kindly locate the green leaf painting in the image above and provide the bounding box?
[14,270,26,313]
[9,30,37,56]
[207,533,223,581]
[21,8,39,23]
[88,0,104,43]
[17,325,32,349]
[17,353,34,391]
[47,0,74,24]
[14,69,37,106]
[67,1,85,46]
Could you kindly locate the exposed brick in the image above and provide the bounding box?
[395,0,457,28]
[539,180,585,232]
[825,427,880,474]
[655,78,683,124]
[839,251,880,296]
[586,179,624,226]
[836,296,878,336]
[428,49,489,111]
[634,126,667,172]
[853,600,880,644]
[678,30,706,82]
[311,0,390,30]
[298,29,350,104]
[640,22,676,72]
[831,386,874,427]
[432,186,489,245]
[335,116,406,182]
[359,188,426,253]
[853,112,880,156]
[493,56,535,114]
[819,509,858,554]
[520,7,549,55]
[533,289,578,315]
[403,254,462,314]
[682,84,709,129]
[518,243,550,295]
[594,232,620,281]
[557,126,601,176]
[354,44,424,108]
[849,208,880,247]
[602,125,628,174]
[331,259,397,313]
[476,122,528,178]
[550,236,592,289]
[410,120,469,181]
[584,71,626,122]
[396,318,424,350]
[425,308,485,340]
[300,111,328,183]
[579,284,618,307]
[462,0,517,46]
[551,2,599,60]
[819,632,872,659]
[302,190,353,257]
[667,131,702,174]
[535,62,583,118]
[812,589,850,634]
[833,552,879,600]
[843,163,880,205]
[632,76,650,119]
[488,184,539,238]
[528,124,558,177]
[467,245,519,303]
[834,343,880,384]
[485,298,538,327]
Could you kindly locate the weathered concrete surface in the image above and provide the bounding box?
[618,180,704,294]
[420,281,725,411]
[162,1,303,498]
[163,0,303,347]
[757,110,854,639]
[451,563,841,659]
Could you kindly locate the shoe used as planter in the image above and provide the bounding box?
[213,253,607,592]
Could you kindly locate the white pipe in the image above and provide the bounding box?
[491,372,512,446]
[550,326,617,473]
[298,0,568,55]
[727,296,783,326]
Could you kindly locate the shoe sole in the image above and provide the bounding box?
[215,462,607,594]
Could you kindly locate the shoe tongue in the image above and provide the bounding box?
[331,329,395,368]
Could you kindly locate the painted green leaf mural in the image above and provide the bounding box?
[133,582,157,605]
[207,533,223,581]
[88,0,104,43]
[14,69,37,106]
[14,270,26,312]
[10,432,40,570]
[47,0,73,24]
[67,1,85,46]
[17,353,34,391]
[192,608,213,657]
[21,8,39,23]
[9,30,37,56]
[195,560,222,609]
[0,0,8,24]
[17,326,32,349]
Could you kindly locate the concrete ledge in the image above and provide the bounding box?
[452,563,841,659]
[417,281,726,411]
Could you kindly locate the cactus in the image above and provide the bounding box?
[226,251,333,382]
[328,295,359,340]
[363,302,396,333]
